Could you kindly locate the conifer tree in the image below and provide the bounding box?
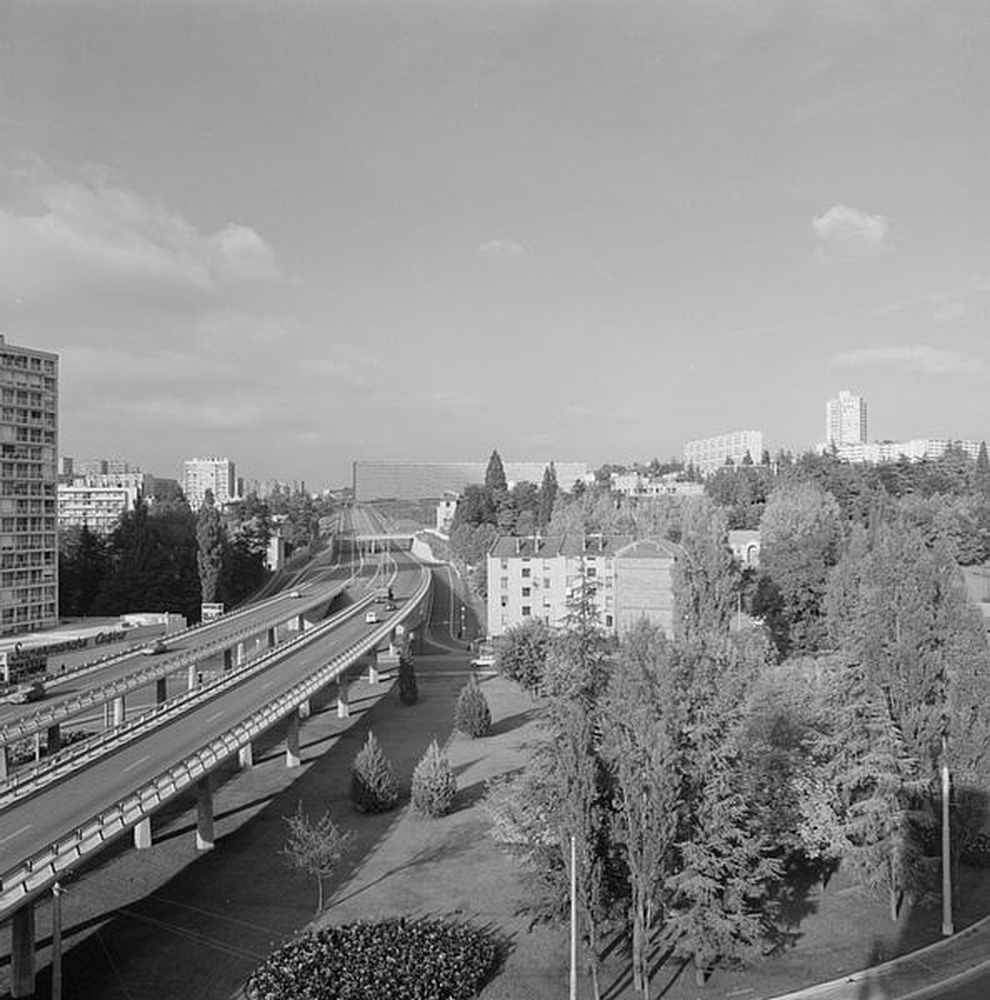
[454,675,492,737]
[485,449,508,492]
[196,489,224,604]
[350,731,400,813]
[411,739,457,817]
[537,461,559,529]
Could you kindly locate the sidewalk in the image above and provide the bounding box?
[770,917,990,999]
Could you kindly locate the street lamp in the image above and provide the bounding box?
[51,881,63,1000]
[941,732,953,936]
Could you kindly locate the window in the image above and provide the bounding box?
[605,614,613,628]
[501,558,508,570]
[521,567,531,578]
[586,567,597,578]
[500,577,508,590]
[522,587,531,597]
[500,595,508,608]
[521,605,532,616]
[543,577,551,588]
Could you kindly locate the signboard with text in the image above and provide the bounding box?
[201,603,225,622]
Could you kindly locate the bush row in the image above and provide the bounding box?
[244,916,498,1000]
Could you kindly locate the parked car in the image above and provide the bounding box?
[365,609,379,624]
[3,680,46,704]
[142,638,169,655]
[384,600,397,611]
[287,590,302,598]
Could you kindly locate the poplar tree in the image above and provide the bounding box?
[485,449,508,492]
[196,489,224,604]
[537,461,559,529]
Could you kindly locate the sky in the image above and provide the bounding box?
[0,1,987,489]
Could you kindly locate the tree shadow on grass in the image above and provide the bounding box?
[488,707,540,738]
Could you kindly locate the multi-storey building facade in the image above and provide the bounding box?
[57,484,140,535]
[683,431,764,475]
[827,438,981,464]
[825,390,867,446]
[183,456,237,509]
[486,533,678,638]
[0,336,58,637]
[610,472,704,498]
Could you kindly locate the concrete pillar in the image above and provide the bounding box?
[187,662,198,692]
[296,613,305,632]
[46,723,61,755]
[286,711,301,769]
[267,626,276,648]
[33,732,42,763]
[134,816,152,850]
[224,648,234,672]
[196,776,214,851]
[368,648,380,686]
[238,742,254,770]
[156,676,168,704]
[235,642,245,667]
[0,745,8,781]
[298,697,311,720]
[337,682,350,719]
[112,695,126,727]
[10,901,36,998]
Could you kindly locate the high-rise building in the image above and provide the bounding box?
[183,456,237,509]
[0,335,58,636]
[826,390,867,446]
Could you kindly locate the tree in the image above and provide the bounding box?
[281,803,353,914]
[673,496,739,643]
[976,441,990,497]
[601,621,681,999]
[485,449,507,492]
[398,653,419,705]
[660,638,781,984]
[411,739,457,817]
[454,675,492,737]
[538,462,559,530]
[58,525,109,617]
[494,618,553,695]
[196,490,224,604]
[350,731,400,813]
[757,481,842,657]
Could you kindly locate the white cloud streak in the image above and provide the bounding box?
[477,239,526,259]
[831,346,982,375]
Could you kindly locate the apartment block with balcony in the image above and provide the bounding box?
[57,483,140,535]
[486,533,678,638]
[825,390,868,446]
[0,335,58,637]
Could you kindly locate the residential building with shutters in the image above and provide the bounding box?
[486,533,678,638]
[0,335,58,637]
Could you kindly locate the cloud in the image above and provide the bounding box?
[477,239,526,259]
[812,204,889,259]
[0,165,280,302]
[871,290,965,323]
[831,346,982,375]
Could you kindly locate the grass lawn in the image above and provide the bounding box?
[316,639,990,1000]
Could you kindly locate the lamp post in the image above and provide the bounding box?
[51,881,63,1000]
[570,834,578,1000]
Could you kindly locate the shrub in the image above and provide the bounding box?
[398,653,419,705]
[411,739,457,817]
[455,675,492,738]
[350,731,400,813]
[244,916,499,1000]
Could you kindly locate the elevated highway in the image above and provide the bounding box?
[0,540,431,997]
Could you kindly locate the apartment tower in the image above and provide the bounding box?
[183,456,237,509]
[826,390,867,447]
[0,335,59,637]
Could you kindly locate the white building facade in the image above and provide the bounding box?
[183,456,237,509]
[683,431,764,475]
[826,390,867,447]
[486,533,678,638]
[57,484,140,535]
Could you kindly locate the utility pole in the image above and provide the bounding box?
[942,734,954,936]
[570,835,578,1000]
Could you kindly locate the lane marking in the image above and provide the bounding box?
[122,754,150,773]
[261,681,274,690]
[0,824,32,845]
[205,711,224,723]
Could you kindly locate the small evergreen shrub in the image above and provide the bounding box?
[455,675,492,738]
[398,654,419,705]
[244,916,499,1000]
[411,739,457,817]
[350,731,400,813]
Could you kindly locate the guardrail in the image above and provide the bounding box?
[0,584,352,747]
[0,593,381,810]
[0,563,431,922]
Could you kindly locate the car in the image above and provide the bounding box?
[287,590,302,598]
[142,638,169,655]
[384,600,397,611]
[364,609,379,624]
[3,680,46,704]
